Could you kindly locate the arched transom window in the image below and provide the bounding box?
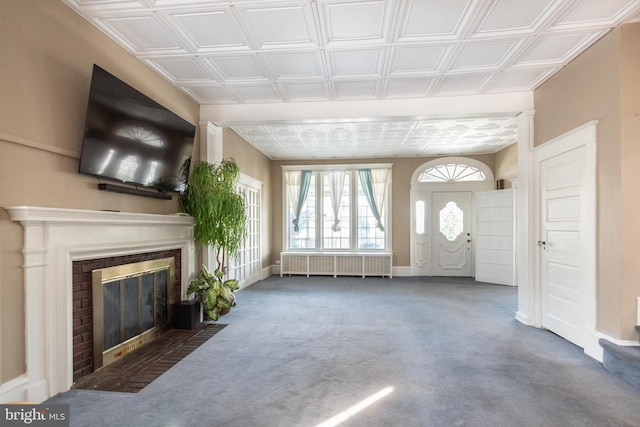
[418,163,486,183]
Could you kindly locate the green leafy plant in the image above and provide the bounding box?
[187,265,239,321]
[179,158,247,318]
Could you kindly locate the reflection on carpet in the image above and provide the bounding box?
[72,324,226,393]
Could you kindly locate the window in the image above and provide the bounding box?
[323,173,350,249]
[415,200,425,235]
[284,166,390,251]
[287,173,316,250]
[439,201,464,241]
[418,164,486,182]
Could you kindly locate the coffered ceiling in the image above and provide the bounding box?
[62,0,640,159]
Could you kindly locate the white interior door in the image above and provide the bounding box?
[229,176,262,289]
[432,191,473,277]
[540,145,589,348]
[476,189,515,285]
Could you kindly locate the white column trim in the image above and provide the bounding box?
[197,122,224,272]
[516,111,538,326]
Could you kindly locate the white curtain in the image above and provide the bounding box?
[360,169,391,231]
[284,171,301,231]
[371,168,389,203]
[284,170,301,214]
[327,170,346,232]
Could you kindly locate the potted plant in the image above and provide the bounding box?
[187,265,239,321]
[178,158,247,320]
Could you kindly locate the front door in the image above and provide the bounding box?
[540,145,589,348]
[431,191,473,276]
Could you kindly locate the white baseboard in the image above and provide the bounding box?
[515,311,536,326]
[0,375,38,404]
[260,266,273,280]
[586,330,639,363]
[271,265,280,276]
[392,266,411,277]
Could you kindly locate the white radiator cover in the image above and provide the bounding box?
[280,252,392,278]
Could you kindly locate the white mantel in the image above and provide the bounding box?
[2,206,195,402]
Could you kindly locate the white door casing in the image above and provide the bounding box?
[432,191,473,276]
[476,189,516,286]
[410,158,494,277]
[533,122,596,352]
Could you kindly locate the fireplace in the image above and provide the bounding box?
[4,206,196,403]
[72,251,182,380]
[93,258,174,369]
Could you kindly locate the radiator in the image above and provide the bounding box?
[280,252,392,278]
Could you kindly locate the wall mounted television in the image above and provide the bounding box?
[78,64,195,198]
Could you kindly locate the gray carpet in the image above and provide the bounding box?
[47,276,640,426]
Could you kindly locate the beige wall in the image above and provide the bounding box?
[619,24,640,340]
[270,155,495,267]
[493,143,518,188]
[534,24,640,340]
[0,1,199,382]
[222,129,272,271]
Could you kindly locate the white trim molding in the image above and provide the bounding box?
[587,331,639,363]
[2,206,196,403]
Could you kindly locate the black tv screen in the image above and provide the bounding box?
[79,64,195,193]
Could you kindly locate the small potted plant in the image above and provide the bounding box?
[187,265,239,321]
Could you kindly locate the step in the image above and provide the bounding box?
[599,338,640,389]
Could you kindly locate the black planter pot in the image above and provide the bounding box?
[172,300,200,329]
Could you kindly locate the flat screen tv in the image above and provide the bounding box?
[78,64,195,195]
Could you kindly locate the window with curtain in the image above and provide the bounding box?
[287,172,316,249]
[284,166,391,251]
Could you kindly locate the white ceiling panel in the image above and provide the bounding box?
[329,49,384,77]
[61,0,640,159]
[207,55,269,81]
[451,40,518,70]
[333,80,378,99]
[280,82,330,101]
[388,46,447,74]
[238,4,318,49]
[555,0,639,26]
[488,68,557,92]
[435,73,490,96]
[148,58,212,82]
[230,116,519,159]
[264,51,325,80]
[383,77,430,98]
[102,15,183,52]
[171,10,250,51]
[397,0,471,40]
[477,0,556,33]
[516,32,602,65]
[321,0,389,45]
[233,83,283,103]
[183,85,236,104]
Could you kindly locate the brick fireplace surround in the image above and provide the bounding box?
[72,249,182,381]
[3,206,196,403]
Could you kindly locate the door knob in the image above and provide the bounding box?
[538,240,546,250]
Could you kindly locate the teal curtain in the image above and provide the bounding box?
[358,169,384,231]
[293,170,312,232]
